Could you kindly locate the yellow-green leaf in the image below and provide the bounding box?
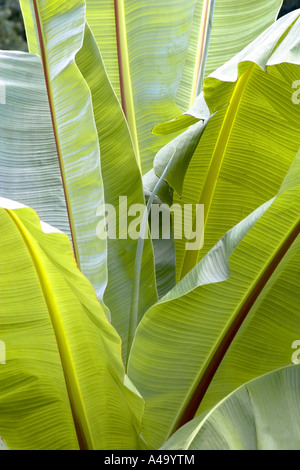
[0,199,145,450]
[127,148,300,448]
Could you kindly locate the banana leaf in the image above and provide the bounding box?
[153,10,300,281]
[161,365,300,450]
[3,1,158,356]
[75,24,158,362]
[127,147,300,448]
[177,0,283,109]
[1,0,108,306]
[0,198,145,450]
[85,0,283,174]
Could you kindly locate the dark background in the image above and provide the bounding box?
[0,0,27,51]
[279,0,300,16]
[0,0,299,51]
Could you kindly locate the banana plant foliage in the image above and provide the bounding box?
[0,0,287,356]
[85,0,283,173]
[154,9,300,281]
[0,0,299,451]
[0,198,145,450]
[0,0,288,361]
[127,145,300,448]
[161,364,300,450]
[1,0,159,362]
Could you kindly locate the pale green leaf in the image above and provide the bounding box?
[86,0,192,173]
[75,24,158,363]
[176,0,283,110]
[86,1,283,174]
[17,0,108,304]
[162,365,300,450]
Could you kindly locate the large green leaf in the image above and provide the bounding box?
[161,365,300,450]
[75,24,158,363]
[127,147,300,448]
[1,2,171,367]
[85,0,282,174]
[14,0,107,305]
[0,51,69,234]
[176,0,283,110]
[194,150,300,418]
[5,1,158,356]
[171,10,300,280]
[85,0,192,173]
[0,198,145,450]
